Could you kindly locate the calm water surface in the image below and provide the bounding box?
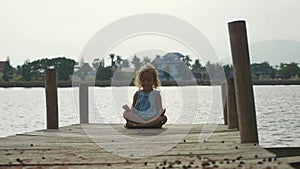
[0,85,299,147]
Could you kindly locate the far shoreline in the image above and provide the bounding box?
[0,80,300,88]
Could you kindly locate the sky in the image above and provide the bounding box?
[0,0,300,67]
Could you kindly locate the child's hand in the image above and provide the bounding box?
[122,104,130,111]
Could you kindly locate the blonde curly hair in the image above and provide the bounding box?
[134,64,161,90]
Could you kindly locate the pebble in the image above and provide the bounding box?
[174,160,181,164]
[201,161,210,167]
[236,156,242,160]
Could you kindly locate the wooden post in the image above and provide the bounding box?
[221,82,228,125]
[45,69,59,129]
[226,78,239,129]
[80,83,89,123]
[228,20,259,143]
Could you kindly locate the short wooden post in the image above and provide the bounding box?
[226,78,239,129]
[80,83,89,123]
[221,82,228,125]
[45,69,59,129]
[228,20,259,143]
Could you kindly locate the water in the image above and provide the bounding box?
[0,85,299,148]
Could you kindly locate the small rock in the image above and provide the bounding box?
[174,160,181,164]
[236,156,242,160]
[196,155,201,160]
[201,161,210,167]
[257,161,263,164]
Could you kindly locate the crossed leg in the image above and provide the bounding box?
[123,109,167,128]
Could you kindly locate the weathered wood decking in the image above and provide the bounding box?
[0,124,296,169]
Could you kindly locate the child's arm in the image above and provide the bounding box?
[123,92,138,111]
[131,92,138,110]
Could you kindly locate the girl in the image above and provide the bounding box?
[123,64,167,128]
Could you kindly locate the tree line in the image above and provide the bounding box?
[1,55,300,82]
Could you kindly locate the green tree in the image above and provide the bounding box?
[142,56,151,66]
[121,59,130,67]
[115,55,123,67]
[223,64,233,78]
[96,66,113,80]
[17,57,76,81]
[54,57,76,80]
[251,61,276,79]
[92,58,101,70]
[131,55,141,72]
[109,53,115,67]
[2,56,15,81]
[181,55,192,68]
[192,59,205,80]
[278,62,300,79]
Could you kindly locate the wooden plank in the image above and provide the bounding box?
[0,124,295,169]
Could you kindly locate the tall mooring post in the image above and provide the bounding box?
[79,83,89,123]
[221,82,228,125]
[45,69,59,129]
[226,78,239,129]
[228,20,259,143]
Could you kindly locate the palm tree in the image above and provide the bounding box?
[131,55,141,73]
[180,55,192,68]
[109,53,115,67]
[115,55,123,67]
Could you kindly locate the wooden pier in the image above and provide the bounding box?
[1,20,299,169]
[0,124,296,169]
